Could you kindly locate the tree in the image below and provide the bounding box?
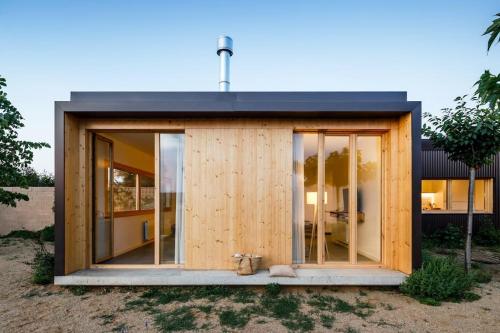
[0,75,50,207]
[422,96,500,272]
[475,13,500,109]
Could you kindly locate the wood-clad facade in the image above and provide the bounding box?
[54,92,421,282]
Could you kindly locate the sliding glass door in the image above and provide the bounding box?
[292,133,383,265]
[93,135,113,263]
[159,134,185,264]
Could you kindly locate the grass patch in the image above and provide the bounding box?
[320,314,335,328]
[232,287,256,303]
[68,285,90,296]
[281,313,314,332]
[30,244,54,285]
[154,306,197,332]
[262,294,300,319]
[112,323,129,332]
[1,225,54,242]
[1,229,39,240]
[218,308,251,329]
[307,294,374,318]
[98,313,115,325]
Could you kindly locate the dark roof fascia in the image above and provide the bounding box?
[70,91,409,103]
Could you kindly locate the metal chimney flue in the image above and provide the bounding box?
[217,35,233,92]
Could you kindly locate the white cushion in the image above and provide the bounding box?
[269,265,296,277]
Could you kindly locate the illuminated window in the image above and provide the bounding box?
[422,179,493,213]
[422,180,447,211]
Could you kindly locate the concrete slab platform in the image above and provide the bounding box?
[55,268,407,286]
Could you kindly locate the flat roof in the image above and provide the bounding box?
[56,91,421,118]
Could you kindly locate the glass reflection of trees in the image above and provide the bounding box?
[304,148,376,188]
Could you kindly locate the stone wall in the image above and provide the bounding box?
[0,187,54,235]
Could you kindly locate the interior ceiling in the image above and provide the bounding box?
[104,132,155,155]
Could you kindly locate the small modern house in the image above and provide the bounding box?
[54,37,421,285]
[421,139,499,234]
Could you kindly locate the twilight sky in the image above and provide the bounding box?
[1,0,499,172]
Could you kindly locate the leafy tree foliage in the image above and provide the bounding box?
[483,12,500,51]
[475,13,500,109]
[0,75,50,206]
[422,97,500,272]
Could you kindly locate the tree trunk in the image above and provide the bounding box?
[465,167,476,273]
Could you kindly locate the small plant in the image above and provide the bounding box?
[30,244,54,284]
[320,314,335,328]
[474,218,500,246]
[426,224,464,249]
[232,287,256,303]
[265,282,281,296]
[1,229,39,240]
[400,256,474,305]
[281,313,314,332]
[98,313,115,325]
[218,308,251,329]
[68,285,90,296]
[154,306,197,332]
[39,225,55,242]
[262,294,300,319]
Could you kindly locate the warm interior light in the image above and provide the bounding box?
[306,191,328,205]
[421,192,436,203]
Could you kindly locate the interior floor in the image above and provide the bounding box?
[101,234,176,265]
[305,238,373,263]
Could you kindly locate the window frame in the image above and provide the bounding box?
[113,162,155,217]
[421,178,494,214]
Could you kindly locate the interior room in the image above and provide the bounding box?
[93,132,156,265]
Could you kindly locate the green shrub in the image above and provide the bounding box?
[400,256,473,305]
[39,225,55,242]
[265,282,281,296]
[218,309,251,329]
[430,224,464,249]
[31,245,54,284]
[154,306,196,332]
[1,229,39,240]
[261,294,300,319]
[474,218,500,246]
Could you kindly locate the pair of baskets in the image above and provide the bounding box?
[232,253,262,275]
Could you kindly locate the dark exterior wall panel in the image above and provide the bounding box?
[422,139,499,231]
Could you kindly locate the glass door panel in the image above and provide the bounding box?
[292,133,318,264]
[356,136,382,263]
[159,134,184,264]
[93,136,113,263]
[324,136,350,262]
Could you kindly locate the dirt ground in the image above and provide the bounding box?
[0,238,499,333]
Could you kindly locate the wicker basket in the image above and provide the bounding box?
[232,253,262,275]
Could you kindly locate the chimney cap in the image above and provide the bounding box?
[217,35,233,56]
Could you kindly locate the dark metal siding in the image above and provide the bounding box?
[421,139,499,232]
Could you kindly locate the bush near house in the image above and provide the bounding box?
[400,255,489,305]
[30,244,54,285]
[474,218,500,247]
[0,224,55,242]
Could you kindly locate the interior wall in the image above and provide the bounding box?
[99,133,155,257]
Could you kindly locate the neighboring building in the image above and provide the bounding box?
[53,91,421,285]
[421,139,499,234]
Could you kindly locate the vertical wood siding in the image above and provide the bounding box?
[184,127,293,269]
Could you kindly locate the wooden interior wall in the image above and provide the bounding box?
[64,114,87,274]
[184,127,293,269]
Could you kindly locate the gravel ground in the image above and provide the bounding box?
[0,238,499,333]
